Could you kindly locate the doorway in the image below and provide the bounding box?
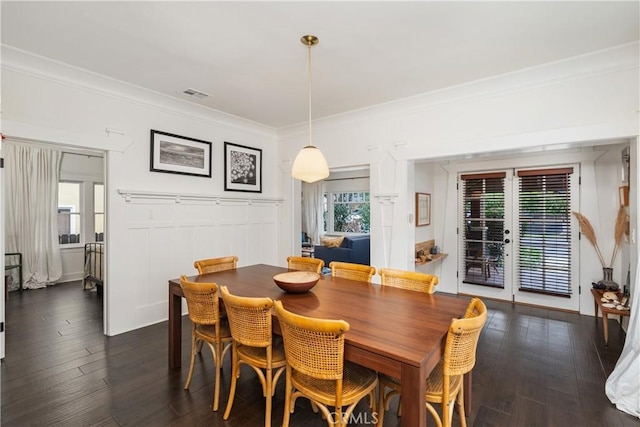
[458,166,580,311]
[1,140,107,359]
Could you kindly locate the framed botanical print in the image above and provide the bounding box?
[416,192,431,226]
[224,142,262,193]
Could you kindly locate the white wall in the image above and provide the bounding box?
[2,39,638,336]
[279,42,639,315]
[2,47,282,335]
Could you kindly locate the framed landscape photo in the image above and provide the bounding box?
[416,192,431,226]
[150,130,212,177]
[224,142,262,193]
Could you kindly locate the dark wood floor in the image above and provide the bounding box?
[1,281,638,426]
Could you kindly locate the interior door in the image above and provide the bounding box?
[512,166,580,311]
[458,166,580,312]
[458,171,514,301]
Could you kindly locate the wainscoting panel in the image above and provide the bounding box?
[117,190,283,332]
[59,246,85,283]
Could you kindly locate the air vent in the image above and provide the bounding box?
[182,88,210,99]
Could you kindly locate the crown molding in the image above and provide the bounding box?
[278,42,639,139]
[1,45,277,140]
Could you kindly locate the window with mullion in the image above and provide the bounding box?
[58,182,82,244]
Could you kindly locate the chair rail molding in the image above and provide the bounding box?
[117,189,283,205]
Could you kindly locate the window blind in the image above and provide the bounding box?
[517,168,573,296]
[460,172,506,287]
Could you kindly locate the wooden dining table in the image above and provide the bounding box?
[168,264,471,426]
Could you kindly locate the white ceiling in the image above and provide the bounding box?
[2,1,638,129]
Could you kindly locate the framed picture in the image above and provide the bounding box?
[224,142,262,193]
[150,130,212,177]
[416,192,431,226]
[619,185,629,207]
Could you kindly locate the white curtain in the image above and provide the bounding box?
[301,181,324,244]
[5,142,63,289]
[606,261,640,418]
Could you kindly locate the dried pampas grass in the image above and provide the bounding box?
[572,211,606,267]
[572,208,628,268]
[610,206,629,267]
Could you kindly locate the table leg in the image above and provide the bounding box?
[169,285,182,369]
[464,372,471,414]
[400,363,427,426]
[603,312,609,346]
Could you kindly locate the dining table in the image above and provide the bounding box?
[168,264,471,426]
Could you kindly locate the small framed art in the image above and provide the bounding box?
[416,192,431,226]
[619,185,629,207]
[150,130,212,177]
[224,142,262,193]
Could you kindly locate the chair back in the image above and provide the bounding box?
[220,286,274,348]
[180,275,221,325]
[463,296,485,319]
[379,268,438,294]
[329,261,376,283]
[443,297,487,377]
[287,256,325,274]
[274,300,349,380]
[194,256,239,274]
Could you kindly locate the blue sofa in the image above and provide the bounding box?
[314,235,370,266]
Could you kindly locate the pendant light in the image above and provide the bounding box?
[291,35,330,183]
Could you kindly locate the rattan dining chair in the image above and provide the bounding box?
[379,268,439,294]
[219,286,286,427]
[329,261,376,283]
[274,300,378,427]
[194,255,239,274]
[377,297,487,427]
[286,256,325,274]
[180,276,233,412]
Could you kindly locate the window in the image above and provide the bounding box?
[58,181,104,245]
[324,191,370,233]
[94,183,104,242]
[58,182,81,244]
[517,168,573,296]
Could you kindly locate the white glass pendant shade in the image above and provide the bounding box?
[291,145,329,183]
[291,35,329,184]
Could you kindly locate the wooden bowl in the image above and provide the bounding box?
[273,271,320,293]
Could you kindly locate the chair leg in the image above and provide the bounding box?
[184,332,198,389]
[377,384,386,427]
[426,402,443,427]
[223,345,239,420]
[282,367,292,427]
[211,342,222,411]
[457,383,467,427]
[265,367,273,427]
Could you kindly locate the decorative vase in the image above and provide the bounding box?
[597,267,619,291]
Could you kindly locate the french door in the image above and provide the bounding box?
[458,166,580,311]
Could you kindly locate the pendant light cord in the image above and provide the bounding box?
[307,42,313,148]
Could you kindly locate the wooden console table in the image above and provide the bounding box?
[591,288,630,345]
